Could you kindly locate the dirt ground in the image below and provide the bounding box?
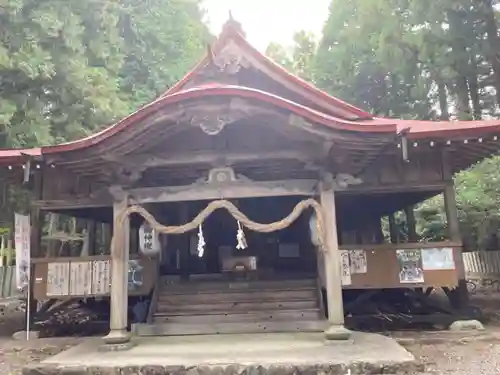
[0,290,499,375]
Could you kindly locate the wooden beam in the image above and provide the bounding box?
[104,149,317,169]
[336,183,446,195]
[127,179,318,204]
[34,197,110,210]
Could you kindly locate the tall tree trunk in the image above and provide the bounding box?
[480,0,500,109]
[455,76,472,120]
[437,78,450,120]
[447,9,473,120]
[469,56,482,120]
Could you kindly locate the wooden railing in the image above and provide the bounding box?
[463,250,500,280]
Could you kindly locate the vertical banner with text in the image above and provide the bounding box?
[14,213,30,290]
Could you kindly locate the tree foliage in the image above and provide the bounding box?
[266,0,500,249]
[0,0,209,147]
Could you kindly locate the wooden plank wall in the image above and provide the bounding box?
[360,149,444,188]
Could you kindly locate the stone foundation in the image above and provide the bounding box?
[23,332,423,375]
[23,361,425,375]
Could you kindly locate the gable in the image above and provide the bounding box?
[161,20,372,121]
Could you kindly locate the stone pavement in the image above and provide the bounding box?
[24,331,423,375]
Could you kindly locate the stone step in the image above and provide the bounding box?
[132,320,328,336]
[153,309,321,324]
[157,289,317,304]
[155,300,318,315]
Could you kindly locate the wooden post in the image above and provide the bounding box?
[179,203,190,281]
[404,206,418,242]
[28,170,43,332]
[388,213,398,244]
[442,150,469,308]
[103,196,131,347]
[319,177,350,340]
[87,220,97,255]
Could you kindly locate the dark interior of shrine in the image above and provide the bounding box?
[151,196,318,278]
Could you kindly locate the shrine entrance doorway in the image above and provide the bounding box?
[156,196,318,282]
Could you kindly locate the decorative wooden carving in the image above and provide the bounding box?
[194,167,252,185]
[213,42,250,74]
[190,107,248,136]
[334,173,363,188]
[192,114,230,135]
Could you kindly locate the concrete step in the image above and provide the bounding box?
[152,308,321,324]
[157,289,317,304]
[155,300,318,315]
[133,320,328,336]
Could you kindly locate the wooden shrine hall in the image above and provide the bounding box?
[2,17,500,347]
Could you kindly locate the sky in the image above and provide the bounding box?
[202,0,331,51]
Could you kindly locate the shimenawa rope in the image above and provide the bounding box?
[111,199,325,260]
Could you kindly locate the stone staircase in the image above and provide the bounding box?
[133,275,327,336]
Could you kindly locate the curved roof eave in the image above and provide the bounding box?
[38,85,398,156]
[1,86,500,166]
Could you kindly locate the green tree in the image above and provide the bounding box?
[0,0,129,146]
[0,0,210,147]
[118,0,211,109]
[266,30,317,81]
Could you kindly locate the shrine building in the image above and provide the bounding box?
[1,18,500,346]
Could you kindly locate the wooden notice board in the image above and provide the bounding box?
[32,255,158,300]
[340,242,461,289]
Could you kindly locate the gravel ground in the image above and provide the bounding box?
[0,291,499,375]
[406,340,500,374]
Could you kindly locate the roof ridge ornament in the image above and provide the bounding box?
[221,11,246,37]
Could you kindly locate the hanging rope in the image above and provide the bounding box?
[111,198,325,260]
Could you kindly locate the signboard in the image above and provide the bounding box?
[278,243,300,258]
[69,262,92,296]
[139,222,160,255]
[350,250,367,274]
[340,250,352,286]
[46,262,70,296]
[422,247,455,270]
[396,249,424,283]
[14,213,30,290]
[91,260,111,295]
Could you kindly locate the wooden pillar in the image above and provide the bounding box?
[442,150,469,307]
[88,220,97,255]
[179,203,190,281]
[28,169,43,331]
[388,213,398,244]
[103,196,131,346]
[319,177,350,340]
[404,206,418,242]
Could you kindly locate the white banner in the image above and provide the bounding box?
[14,213,30,290]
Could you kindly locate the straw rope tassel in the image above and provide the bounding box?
[236,220,247,250]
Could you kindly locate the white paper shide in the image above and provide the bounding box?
[14,213,30,291]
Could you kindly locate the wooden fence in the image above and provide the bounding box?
[0,266,21,299]
[463,250,500,280]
